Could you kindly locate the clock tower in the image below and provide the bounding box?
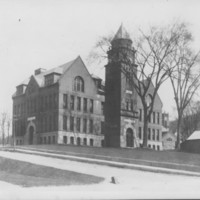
[104,24,138,148]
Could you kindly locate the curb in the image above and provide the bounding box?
[4,147,200,177]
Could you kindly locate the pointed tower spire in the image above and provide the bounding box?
[112,23,131,41]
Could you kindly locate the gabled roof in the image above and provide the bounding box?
[112,23,131,41]
[187,131,200,140]
[34,58,76,87]
[17,57,77,88]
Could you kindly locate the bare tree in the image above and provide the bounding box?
[6,116,11,145]
[88,23,184,148]
[0,112,8,146]
[167,23,200,149]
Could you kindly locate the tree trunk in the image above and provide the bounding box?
[176,115,182,150]
[2,130,4,146]
[142,109,149,148]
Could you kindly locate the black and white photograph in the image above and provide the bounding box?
[0,0,200,199]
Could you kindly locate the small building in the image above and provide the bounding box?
[162,126,176,150]
[181,131,200,153]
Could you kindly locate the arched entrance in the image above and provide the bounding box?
[126,128,134,147]
[29,126,34,145]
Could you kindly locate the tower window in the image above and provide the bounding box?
[74,76,84,92]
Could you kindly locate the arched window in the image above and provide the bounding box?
[74,76,84,92]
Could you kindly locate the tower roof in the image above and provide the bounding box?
[112,24,131,41]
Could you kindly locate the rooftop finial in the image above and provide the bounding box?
[112,23,131,41]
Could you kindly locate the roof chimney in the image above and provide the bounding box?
[34,68,46,75]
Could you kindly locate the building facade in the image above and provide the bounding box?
[12,25,163,150]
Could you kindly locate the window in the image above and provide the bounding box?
[44,116,47,132]
[40,118,44,133]
[49,115,52,131]
[77,97,81,111]
[49,94,52,109]
[148,128,151,140]
[157,130,160,141]
[101,121,105,135]
[153,145,155,150]
[74,76,84,92]
[63,136,67,144]
[89,99,94,113]
[126,70,132,89]
[131,100,133,111]
[101,102,104,115]
[45,74,53,86]
[53,93,57,108]
[83,118,87,133]
[149,114,151,123]
[101,140,104,147]
[157,112,160,124]
[139,127,142,139]
[126,101,129,110]
[90,138,94,146]
[139,109,142,121]
[153,129,155,140]
[40,96,44,111]
[45,96,48,110]
[44,137,47,144]
[89,119,93,133]
[83,98,87,112]
[70,95,74,110]
[48,136,51,144]
[70,137,74,145]
[76,117,81,132]
[83,138,87,145]
[63,115,67,130]
[52,136,56,144]
[153,112,156,124]
[157,145,160,151]
[63,94,68,109]
[70,116,74,131]
[53,114,57,131]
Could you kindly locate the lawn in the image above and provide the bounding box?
[0,156,104,187]
[18,144,200,172]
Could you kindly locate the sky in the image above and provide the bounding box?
[1,0,200,120]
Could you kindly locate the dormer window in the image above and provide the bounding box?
[16,84,26,95]
[74,76,84,92]
[45,74,53,86]
[45,72,61,87]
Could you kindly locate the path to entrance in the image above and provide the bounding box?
[0,151,200,199]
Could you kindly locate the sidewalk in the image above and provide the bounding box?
[2,146,200,177]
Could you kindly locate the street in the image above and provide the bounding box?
[0,151,200,199]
